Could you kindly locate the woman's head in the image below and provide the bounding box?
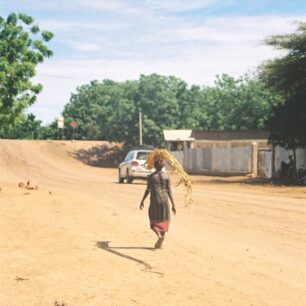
[154,159,165,171]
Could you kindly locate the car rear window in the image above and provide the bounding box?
[136,152,149,160]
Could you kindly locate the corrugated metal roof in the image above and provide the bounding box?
[163,130,194,141]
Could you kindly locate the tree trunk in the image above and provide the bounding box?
[293,146,297,181]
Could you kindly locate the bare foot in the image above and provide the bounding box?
[154,237,164,249]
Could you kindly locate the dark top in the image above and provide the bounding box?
[148,171,170,221]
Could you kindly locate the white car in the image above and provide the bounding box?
[118,150,153,183]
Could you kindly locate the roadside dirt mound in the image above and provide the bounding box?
[72,143,128,168]
[0,140,112,185]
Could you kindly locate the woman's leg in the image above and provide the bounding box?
[154,231,165,249]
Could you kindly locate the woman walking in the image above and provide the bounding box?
[140,159,176,249]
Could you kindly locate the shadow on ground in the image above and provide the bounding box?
[96,241,163,277]
[72,144,129,168]
[191,176,305,187]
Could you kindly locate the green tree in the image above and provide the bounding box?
[0,13,53,132]
[195,74,280,131]
[261,22,306,93]
[61,73,280,145]
[62,80,138,141]
[63,81,103,140]
[268,90,306,148]
[261,22,306,177]
[62,75,188,145]
[0,113,44,139]
[136,74,182,145]
[99,80,138,143]
[39,119,58,140]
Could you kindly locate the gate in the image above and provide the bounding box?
[258,149,272,178]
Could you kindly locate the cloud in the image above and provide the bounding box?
[50,0,216,14]
[30,41,279,124]
[77,0,126,11]
[14,1,304,124]
[1,0,217,16]
[144,0,216,12]
[142,15,305,45]
[76,0,141,14]
[69,42,101,52]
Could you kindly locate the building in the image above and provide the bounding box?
[163,130,195,151]
[191,130,270,149]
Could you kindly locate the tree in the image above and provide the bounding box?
[261,22,306,177]
[0,113,44,139]
[268,90,306,148]
[61,73,281,145]
[261,22,306,93]
[136,74,182,145]
[63,81,104,140]
[195,74,280,131]
[95,80,138,143]
[62,80,138,141]
[62,75,188,145]
[0,13,53,132]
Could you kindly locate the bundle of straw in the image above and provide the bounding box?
[146,149,192,206]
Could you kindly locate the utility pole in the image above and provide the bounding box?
[57,116,64,140]
[139,110,143,146]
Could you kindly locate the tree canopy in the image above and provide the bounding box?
[1,11,303,152]
[61,73,279,145]
[261,22,306,149]
[0,13,53,133]
[261,22,306,93]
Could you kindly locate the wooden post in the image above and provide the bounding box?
[252,142,258,178]
[139,111,143,146]
[272,145,276,177]
[293,146,297,180]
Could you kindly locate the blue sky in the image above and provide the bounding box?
[1,0,306,124]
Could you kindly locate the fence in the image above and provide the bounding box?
[171,145,252,175]
[274,147,306,174]
[171,145,306,178]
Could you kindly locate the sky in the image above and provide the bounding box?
[1,0,306,124]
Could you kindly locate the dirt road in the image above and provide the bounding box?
[0,140,305,306]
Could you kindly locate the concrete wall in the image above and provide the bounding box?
[274,147,306,174]
[172,145,252,174]
[170,145,306,178]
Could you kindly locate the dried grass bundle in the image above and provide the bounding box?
[147,149,192,206]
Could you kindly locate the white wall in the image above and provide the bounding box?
[175,146,252,174]
[274,147,306,173]
[170,145,306,177]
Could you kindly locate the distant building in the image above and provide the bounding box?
[163,130,195,151]
[191,130,270,149]
[164,130,270,151]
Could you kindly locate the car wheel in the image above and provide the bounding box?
[126,169,133,184]
[118,169,124,183]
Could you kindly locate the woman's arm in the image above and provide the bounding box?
[140,176,151,210]
[166,176,176,215]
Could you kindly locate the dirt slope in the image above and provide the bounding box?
[0,140,306,306]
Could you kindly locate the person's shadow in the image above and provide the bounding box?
[96,241,163,276]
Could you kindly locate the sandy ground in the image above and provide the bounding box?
[0,140,306,306]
